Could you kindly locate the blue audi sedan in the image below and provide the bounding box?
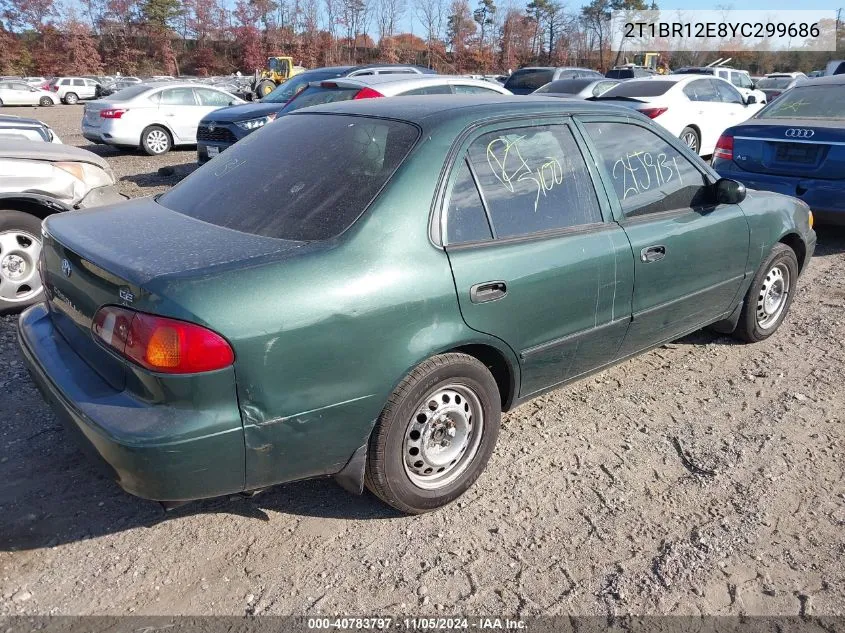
[712,75,845,224]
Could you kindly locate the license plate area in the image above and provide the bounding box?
[207,146,219,157]
[775,142,820,165]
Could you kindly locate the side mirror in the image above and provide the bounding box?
[714,178,746,205]
[745,95,757,105]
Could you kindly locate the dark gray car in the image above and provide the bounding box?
[532,78,620,99]
[503,67,603,95]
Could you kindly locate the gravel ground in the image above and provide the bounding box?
[0,104,843,617]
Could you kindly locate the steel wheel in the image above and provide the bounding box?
[403,383,484,490]
[756,262,790,330]
[0,229,41,305]
[144,129,170,154]
[681,129,699,153]
[39,96,52,106]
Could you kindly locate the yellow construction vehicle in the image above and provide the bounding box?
[251,56,305,99]
[634,52,669,74]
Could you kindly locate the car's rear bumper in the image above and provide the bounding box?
[18,303,246,502]
[82,120,140,147]
[197,140,234,164]
[714,163,845,219]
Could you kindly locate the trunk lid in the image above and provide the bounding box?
[729,119,845,180]
[41,198,307,387]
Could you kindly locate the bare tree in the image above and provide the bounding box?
[415,0,445,63]
[377,0,404,40]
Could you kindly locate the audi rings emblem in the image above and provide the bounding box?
[785,128,814,138]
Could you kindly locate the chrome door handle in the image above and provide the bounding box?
[641,245,666,263]
[470,281,507,303]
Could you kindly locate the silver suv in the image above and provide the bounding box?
[48,77,100,104]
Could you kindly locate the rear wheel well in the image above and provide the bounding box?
[450,344,515,411]
[779,233,807,271]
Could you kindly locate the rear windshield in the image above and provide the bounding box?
[757,84,845,120]
[280,85,360,113]
[605,69,634,79]
[158,114,419,241]
[107,85,153,101]
[757,77,794,89]
[600,80,674,98]
[262,70,344,103]
[535,79,592,94]
[504,69,555,91]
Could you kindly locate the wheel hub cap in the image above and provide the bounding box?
[403,385,484,490]
[0,230,41,303]
[756,264,790,329]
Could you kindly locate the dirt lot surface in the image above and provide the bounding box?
[0,104,843,618]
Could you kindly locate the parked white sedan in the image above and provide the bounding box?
[594,75,765,156]
[82,82,244,155]
[0,80,57,106]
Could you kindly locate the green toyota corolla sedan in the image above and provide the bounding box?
[19,96,816,514]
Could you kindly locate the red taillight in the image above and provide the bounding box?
[51,85,59,91]
[320,81,339,89]
[92,306,234,374]
[100,108,127,119]
[638,107,667,119]
[714,134,734,161]
[354,87,385,100]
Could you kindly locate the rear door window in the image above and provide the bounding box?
[160,88,197,105]
[158,114,419,241]
[465,124,602,239]
[72,79,85,86]
[683,79,720,102]
[195,88,232,106]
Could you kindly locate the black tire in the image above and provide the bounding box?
[39,96,53,106]
[0,98,4,106]
[680,126,700,154]
[733,243,799,343]
[0,209,45,314]
[63,92,79,105]
[141,125,172,155]
[365,353,501,514]
[256,80,276,98]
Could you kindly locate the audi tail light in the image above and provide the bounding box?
[714,134,734,161]
[638,107,667,119]
[92,306,234,374]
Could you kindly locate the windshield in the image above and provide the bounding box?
[504,69,555,92]
[262,70,344,103]
[158,114,419,241]
[535,79,592,94]
[757,77,794,89]
[280,85,361,113]
[599,80,674,98]
[757,84,845,120]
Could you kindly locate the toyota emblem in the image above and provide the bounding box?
[785,128,814,138]
[208,123,215,133]
[61,258,72,278]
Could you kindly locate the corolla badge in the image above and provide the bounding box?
[785,128,814,138]
[61,258,72,278]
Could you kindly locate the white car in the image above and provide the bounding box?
[0,80,58,106]
[82,82,244,155]
[48,77,101,104]
[595,75,765,156]
[673,66,767,105]
[0,114,61,143]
